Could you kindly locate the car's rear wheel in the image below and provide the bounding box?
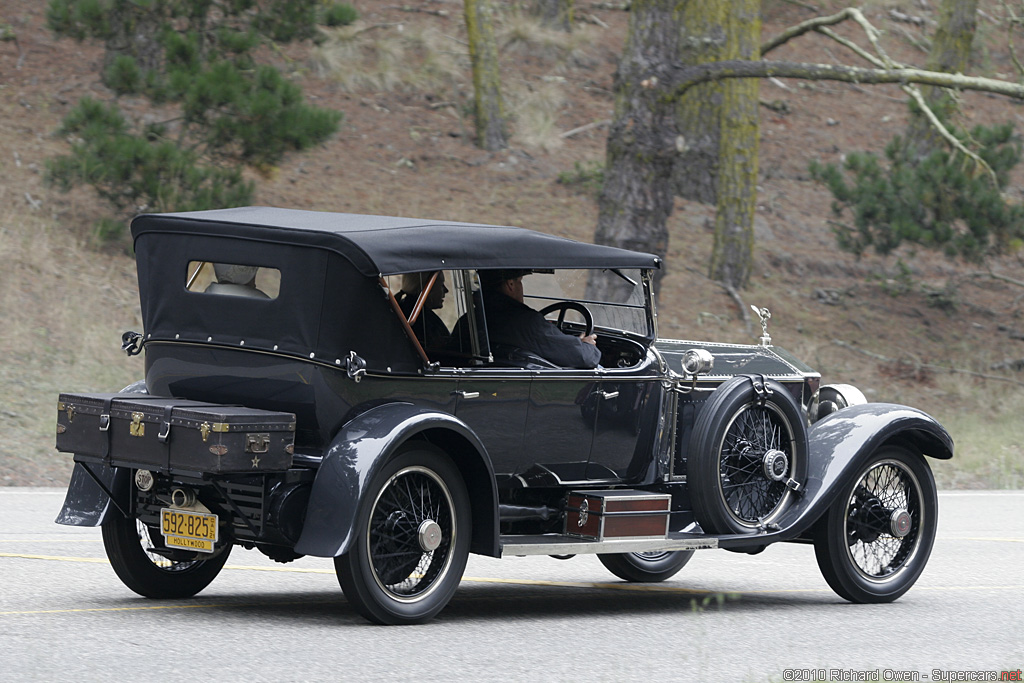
[335,443,471,625]
[813,446,937,603]
[689,376,807,535]
[598,550,694,582]
[102,513,230,599]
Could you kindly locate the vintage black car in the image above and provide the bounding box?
[55,206,953,624]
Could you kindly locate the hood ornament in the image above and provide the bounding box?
[750,305,772,346]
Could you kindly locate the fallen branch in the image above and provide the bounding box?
[385,6,450,17]
[668,60,1024,102]
[719,281,752,331]
[560,119,610,139]
[780,0,821,12]
[831,339,1024,387]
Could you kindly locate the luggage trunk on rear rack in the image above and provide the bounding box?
[56,392,296,475]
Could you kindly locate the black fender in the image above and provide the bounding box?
[293,402,500,558]
[717,402,953,550]
[54,462,130,526]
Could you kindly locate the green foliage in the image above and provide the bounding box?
[46,0,341,240]
[47,97,254,221]
[557,160,605,196]
[810,120,1024,265]
[322,3,358,27]
[104,55,142,95]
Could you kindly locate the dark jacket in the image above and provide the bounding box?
[483,291,601,369]
[397,293,451,349]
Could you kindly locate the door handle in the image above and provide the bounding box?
[596,390,619,400]
[454,390,480,399]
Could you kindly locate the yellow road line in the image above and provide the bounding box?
[941,536,1024,543]
[2,552,1022,606]
[0,539,102,543]
[0,599,339,616]
[0,553,108,564]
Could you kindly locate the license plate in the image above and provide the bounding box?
[160,508,218,554]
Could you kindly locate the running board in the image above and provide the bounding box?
[499,532,718,557]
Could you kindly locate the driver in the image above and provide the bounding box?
[480,269,600,369]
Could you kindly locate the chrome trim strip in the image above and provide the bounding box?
[500,533,718,556]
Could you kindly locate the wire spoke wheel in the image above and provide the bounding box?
[814,446,937,603]
[102,511,230,599]
[367,466,455,600]
[844,461,922,580]
[335,444,471,625]
[690,376,807,535]
[718,403,795,525]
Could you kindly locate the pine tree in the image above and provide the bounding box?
[811,122,1024,264]
[46,0,348,239]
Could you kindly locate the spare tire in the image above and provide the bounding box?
[689,375,808,535]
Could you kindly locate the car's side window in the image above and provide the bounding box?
[186,261,280,300]
[386,269,476,366]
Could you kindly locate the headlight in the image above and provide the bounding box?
[814,383,867,422]
[681,348,714,376]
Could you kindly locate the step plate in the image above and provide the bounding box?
[499,532,718,557]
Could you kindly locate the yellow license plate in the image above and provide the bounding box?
[160,508,218,554]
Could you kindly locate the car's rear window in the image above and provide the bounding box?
[186,261,281,300]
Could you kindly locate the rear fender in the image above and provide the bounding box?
[54,462,130,527]
[719,403,952,549]
[293,402,499,558]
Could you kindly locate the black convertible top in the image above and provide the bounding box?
[131,206,661,276]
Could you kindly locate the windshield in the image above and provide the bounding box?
[522,269,649,336]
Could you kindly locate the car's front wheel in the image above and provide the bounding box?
[102,513,230,599]
[335,443,471,625]
[598,550,694,582]
[813,446,937,603]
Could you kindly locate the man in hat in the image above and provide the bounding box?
[397,271,451,349]
[479,269,600,369]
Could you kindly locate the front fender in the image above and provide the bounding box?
[293,402,499,558]
[54,462,130,526]
[719,403,952,549]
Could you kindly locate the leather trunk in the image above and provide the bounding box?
[564,490,671,541]
[56,392,296,474]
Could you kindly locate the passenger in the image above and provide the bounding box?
[479,269,600,369]
[205,264,269,299]
[396,271,451,349]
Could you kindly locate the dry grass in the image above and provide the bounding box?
[312,23,465,94]
[928,373,1024,489]
[0,193,143,484]
[508,78,567,151]
[497,11,601,69]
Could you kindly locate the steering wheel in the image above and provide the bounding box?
[538,301,595,337]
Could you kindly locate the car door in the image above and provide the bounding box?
[452,370,532,479]
[521,368,602,483]
[585,371,660,481]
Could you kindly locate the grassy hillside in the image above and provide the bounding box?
[1,0,1022,487]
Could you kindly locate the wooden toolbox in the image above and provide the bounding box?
[56,392,296,473]
[564,490,671,541]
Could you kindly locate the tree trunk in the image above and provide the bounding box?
[672,3,730,204]
[532,0,574,32]
[589,0,685,303]
[903,0,978,161]
[464,0,507,151]
[708,0,760,289]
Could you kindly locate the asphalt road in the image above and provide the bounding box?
[1,488,1021,683]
